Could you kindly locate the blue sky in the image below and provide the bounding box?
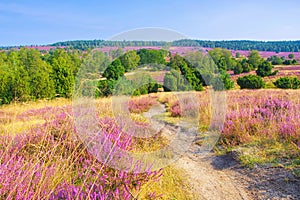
[0,0,299,46]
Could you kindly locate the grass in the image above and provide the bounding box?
[218,89,300,170]
[138,165,196,200]
[232,139,299,169]
[157,90,300,171]
[0,96,196,199]
[1,89,299,198]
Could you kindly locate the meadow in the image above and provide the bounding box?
[1,45,300,199]
[0,96,197,199]
[1,88,299,199]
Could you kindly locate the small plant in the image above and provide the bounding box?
[128,96,157,113]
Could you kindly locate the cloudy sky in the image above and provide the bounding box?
[0,0,299,46]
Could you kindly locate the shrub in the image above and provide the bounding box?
[256,61,277,77]
[211,71,234,90]
[233,62,243,74]
[237,75,265,89]
[288,54,295,59]
[274,77,300,89]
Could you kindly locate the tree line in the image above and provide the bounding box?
[2,39,299,52]
[1,46,298,105]
[0,48,81,104]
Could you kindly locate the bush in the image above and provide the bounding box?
[288,54,294,59]
[233,62,243,74]
[237,75,265,89]
[273,77,300,89]
[256,61,277,77]
[212,71,234,90]
[283,59,298,65]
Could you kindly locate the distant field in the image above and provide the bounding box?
[19,45,300,61]
[230,65,300,85]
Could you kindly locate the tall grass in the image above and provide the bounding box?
[0,97,194,199]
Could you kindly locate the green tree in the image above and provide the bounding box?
[82,51,110,73]
[163,72,177,91]
[109,48,124,59]
[169,54,186,70]
[212,70,234,90]
[240,59,251,73]
[237,75,265,89]
[96,79,116,97]
[247,50,262,69]
[103,59,125,80]
[19,48,55,99]
[256,61,277,77]
[233,62,243,74]
[130,73,159,95]
[208,48,233,71]
[7,51,31,101]
[138,49,167,65]
[119,50,140,71]
[48,49,78,97]
[274,77,300,89]
[163,70,190,91]
[185,51,216,86]
[0,64,13,104]
[267,55,283,65]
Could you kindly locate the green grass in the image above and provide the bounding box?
[225,139,300,169]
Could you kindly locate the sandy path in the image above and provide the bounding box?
[144,102,300,200]
[144,103,252,200]
[176,150,251,200]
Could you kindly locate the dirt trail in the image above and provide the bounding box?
[176,148,251,200]
[144,102,300,200]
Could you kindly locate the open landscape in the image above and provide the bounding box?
[1,1,300,199]
[1,41,300,199]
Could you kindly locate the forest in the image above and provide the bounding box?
[2,39,300,52]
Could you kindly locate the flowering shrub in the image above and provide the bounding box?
[128,96,157,113]
[221,92,300,148]
[0,105,162,199]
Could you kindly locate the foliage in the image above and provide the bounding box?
[274,77,300,89]
[237,75,265,89]
[256,60,277,77]
[247,50,262,69]
[283,59,297,65]
[258,61,275,77]
[267,55,283,65]
[163,70,190,91]
[184,51,216,86]
[103,59,125,80]
[233,62,243,74]
[119,50,140,72]
[212,71,234,90]
[109,48,123,59]
[45,39,300,52]
[96,79,116,97]
[131,73,159,96]
[240,59,251,73]
[48,49,79,97]
[288,54,295,59]
[137,49,167,65]
[208,48,235,71]
[82,51,110,73]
